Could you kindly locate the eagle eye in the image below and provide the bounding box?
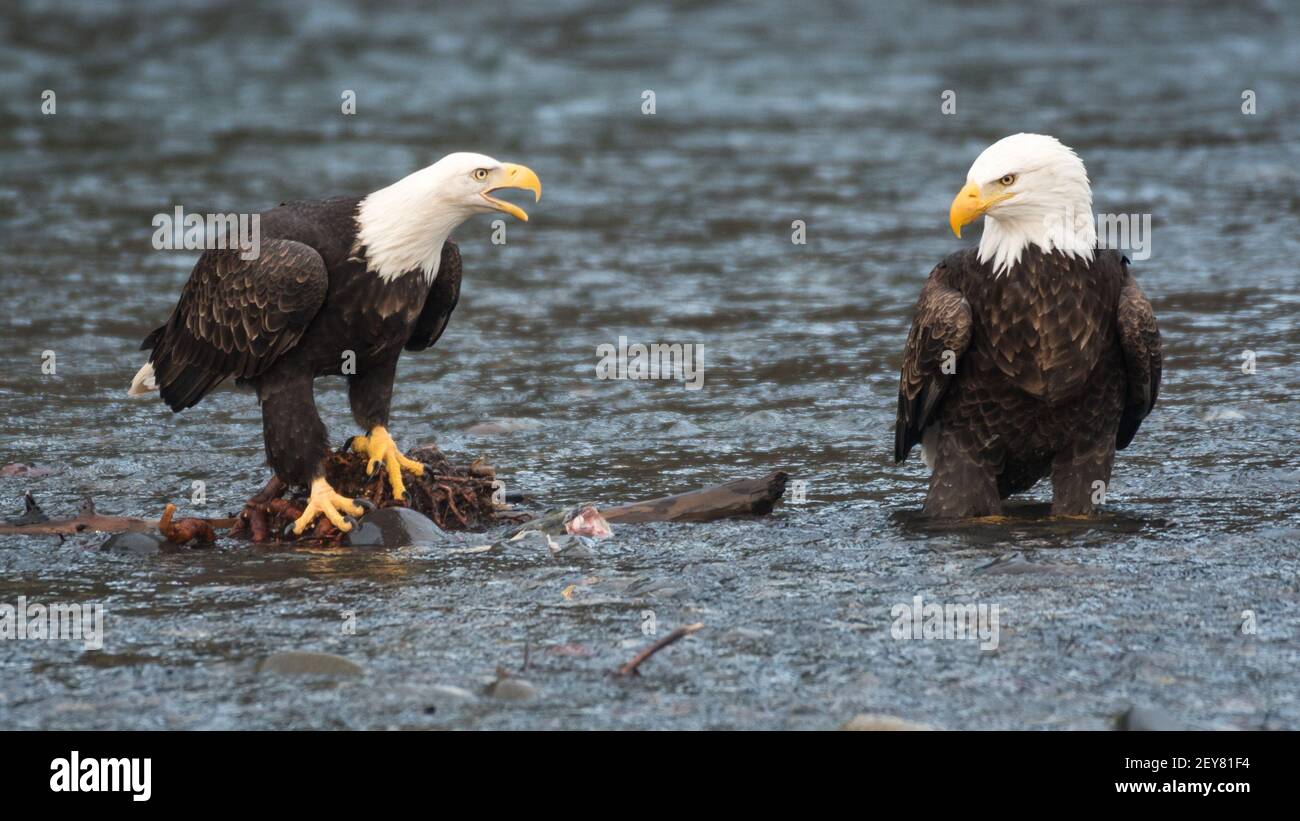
[473,168,489,181]
[999,174,1016,186]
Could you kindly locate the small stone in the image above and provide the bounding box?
[1117,705,1188,731]
[343,506,447,548]
[840,713,934,731]
[484,677,538,701]
[258,651,363,677]
[101,532,174,555]
[429,684,477,702]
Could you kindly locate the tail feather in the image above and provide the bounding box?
[128,362,158,396]
[158,365,226,410]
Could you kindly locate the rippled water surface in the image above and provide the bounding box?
[1,0,1297,729]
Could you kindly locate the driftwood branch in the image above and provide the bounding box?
[2,467,791,539]
[0,496,234,537]
[614,623,704,677]
[158,503,218,545]
[601,470,788,524]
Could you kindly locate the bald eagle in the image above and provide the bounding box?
[894,134,1161,517]
[129,153,541,534]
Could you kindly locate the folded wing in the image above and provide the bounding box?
[141,239,329,410]
[405,241,462,351]
[894,267,973,463]
[1115,264,1162,449]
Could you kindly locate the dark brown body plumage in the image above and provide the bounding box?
[894,247,1161,517]
[141,197,462,487]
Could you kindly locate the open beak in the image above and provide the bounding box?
[949,181,1012,238]
[481,163,542,222]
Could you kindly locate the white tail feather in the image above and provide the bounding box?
[128,362,158,396]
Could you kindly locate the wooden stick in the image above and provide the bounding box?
[158,503,217,545]
[614,623,703,677]
[601,471,789,524]
[0,496,234,536]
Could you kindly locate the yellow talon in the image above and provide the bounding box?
[292,476,365,535]
[351,425,424,499]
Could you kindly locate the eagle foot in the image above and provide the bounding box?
[291,477,366,535]
[351,426,425,501]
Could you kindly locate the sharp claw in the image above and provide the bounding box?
[356,498,375,512]
[356,427,423,500]
[341,499,365,518]
[290,478,363,537]
[282,521,298,540]
[343,435,357,452]
[342,515,359,530]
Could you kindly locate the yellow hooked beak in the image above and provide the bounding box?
[949,181,1013,238]
[482,163,542,222]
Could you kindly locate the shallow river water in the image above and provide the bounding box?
[1,0,1297,729]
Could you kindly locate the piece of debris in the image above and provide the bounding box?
[510,503,612,539]
[101,532,173,555]
[429,684,477,702]
[5,491,49,525]
[1,447,790,547]
[232,444,503,544]
[343,506,449,548]
[461,528,600,559]
[0,495,213,537]
[158,503,217,546]
[566,505,613,537]
[601,471,788,524]
[483,668,538,701]
[613,622,703,677]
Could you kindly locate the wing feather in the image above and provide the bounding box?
[405,241,462,351]
[894,265,973,463]
[1115,261,1161,449]
[142,239,328,410]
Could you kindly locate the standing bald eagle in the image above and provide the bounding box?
[130,153,541,534]
[894,134,1161,517]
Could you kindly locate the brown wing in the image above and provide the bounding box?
[894,267,973,463]
[405,241,462,351]
[142,239,328,410]
[1115,261,1161,449]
